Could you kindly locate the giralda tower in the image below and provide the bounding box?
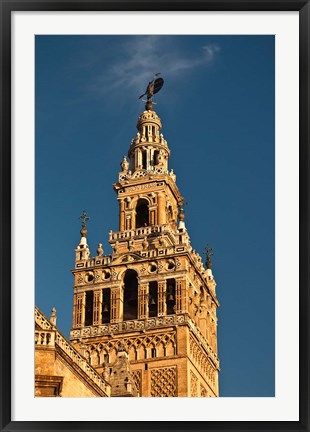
[70,77,220,397]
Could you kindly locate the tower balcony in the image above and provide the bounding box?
[118,167,176,183]
[108,223,176,242]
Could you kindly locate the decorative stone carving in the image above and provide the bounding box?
[121,155,129,172]
[97,243,104,257]
[151,367,177,397]
[132,370,142,394]
[190,371,198,397]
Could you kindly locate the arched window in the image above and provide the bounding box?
[102,288,111,324]
[85,290,93,326]
[123,269,138,320]
[149,281,158,317]
[153,150,159,166]
[166,279,176,315]
[142,150,147,169]
[136,198,149,228]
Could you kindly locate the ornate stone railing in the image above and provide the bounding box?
[35,330,55,347]
[118,167,176,182]
[109,223,176,242]
[35,307,53,330]
[35,307,111,395]
[70,313,186,339]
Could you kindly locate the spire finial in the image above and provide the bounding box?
[79,210,90,237]
[138,73,164,111]
[50,307,57,326]
[97,243,104,256]
[204,245,214,269]
[178,197,188,221]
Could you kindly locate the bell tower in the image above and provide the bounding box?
[70,79,220,397]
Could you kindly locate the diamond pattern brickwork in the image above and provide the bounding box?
[151,366,177,397]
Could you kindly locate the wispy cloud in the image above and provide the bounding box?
[86,36,220,98]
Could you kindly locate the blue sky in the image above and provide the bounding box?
[35,35,275,397]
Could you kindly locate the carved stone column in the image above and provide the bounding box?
[138,282,149,319]
[149,206,156,226]
[119,199,125,231]
[111,286,123,323]
[175,279,185,313]
[157,280,167,316]
[199,305,207,339]
[72,293,77,328]
[74,292,86,327]
[211,318,218,353]
[157,192,166,225]
[93,290,102,325]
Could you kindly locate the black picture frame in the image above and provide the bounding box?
[1,1,309,431]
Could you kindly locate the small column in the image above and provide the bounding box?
[199,305,207,339]
[206,310,211,344]
[175,279,185,313]
[149,208,156,226]
[119,199,125,231]
[138,282,149,319]
[157,280,167,316]
[93,290,102,325]
[211,318,218,354]
[157,193,166,225]
[74,292,86,327]
[72,294,77,328]
[110,286,123,323]
[81,292,86,326]
[50,307,57,326]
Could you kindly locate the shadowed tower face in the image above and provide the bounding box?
[70,81,220,397]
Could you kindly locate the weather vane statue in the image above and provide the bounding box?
[139,73,164,111]
[79,210,90,237]
[204,245,214,269]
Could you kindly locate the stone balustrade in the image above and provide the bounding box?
[35,330,55,347]
[109,223,175,242]
[118,167,176,182]
[71,313,185,340]
[35,307,53,330]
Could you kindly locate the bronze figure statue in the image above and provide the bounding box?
[79,210,90,228]
[139,73,164,110]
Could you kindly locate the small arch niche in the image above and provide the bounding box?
[166,260,175,271]
[148,262,157,273]
[136,198,149,228]
[102,270,111,280]
[85,272,94,283]
[123,269,138,320]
